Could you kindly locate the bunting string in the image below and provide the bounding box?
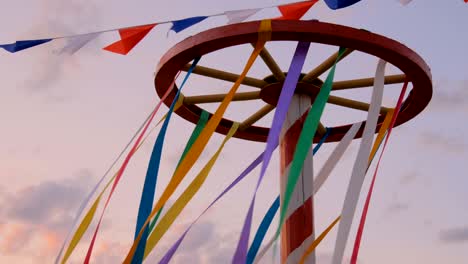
[0,1,316,54]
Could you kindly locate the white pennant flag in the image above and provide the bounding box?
[59,32,100,55]
[224,8,261,24]
[399,0,413,5]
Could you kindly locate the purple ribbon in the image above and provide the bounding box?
[231,41,311,263]
[158,154,264,264]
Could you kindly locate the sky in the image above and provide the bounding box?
[0,0,467,263]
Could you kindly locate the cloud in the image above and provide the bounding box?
[429,80,468,112]
[417,130,467,154]
[386,202,410,214]
[0,168,109,260]
[18,0,102,94]
[399,171,418,185]
[439,226,468,244]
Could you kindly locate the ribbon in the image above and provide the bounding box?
[331,59,387,264]
[56,107,157,264]
[350,81,408,264]
[246,128,330,264]
[299,216,341,264]
[276,47,346,239]
[158,152,265,264]
[122,20,271,264]
[253,122,361,264]
[132,57,201,264]
[81,68,182,264]
[59,106,178,263]
[104,24,156,55]
[148,110,209,233]
[232,40,311,264]
[143,123,239,260]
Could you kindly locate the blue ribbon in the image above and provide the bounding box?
[132,56,201,264]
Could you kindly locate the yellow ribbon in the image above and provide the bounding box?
[59,110,172,263]
[368,109,395,164]
[143,123,239,259]
[299,216,341,264]
[122,19,271,264]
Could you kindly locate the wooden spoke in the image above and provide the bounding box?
[253,44,285,81]
[317,122,327,136]
[302,48,353,82]
[332,74,406,90]
[240,104,276,130]
[182,64,268,88]
[183,91,261,105]
[327,95,390,114]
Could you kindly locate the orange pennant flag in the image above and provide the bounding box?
[276,0,318,20]
[103,24,156,55]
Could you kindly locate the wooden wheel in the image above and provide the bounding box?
[154,20,432,142]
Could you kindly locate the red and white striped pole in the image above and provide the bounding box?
[279,94,316,264]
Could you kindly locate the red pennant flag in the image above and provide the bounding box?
[104,24,156,55]
[276,0,318,20]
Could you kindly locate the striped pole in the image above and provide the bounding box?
[279,94,316,264]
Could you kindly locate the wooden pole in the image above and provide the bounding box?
[279,94,316,264]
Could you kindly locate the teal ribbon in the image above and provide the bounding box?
[132,56,201,264]
[147,110,209,233]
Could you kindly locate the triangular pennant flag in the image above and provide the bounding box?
[224,8,261,24]
[323,0,362,10]
[276,0,318,20]
[170,16,208,33]
[59,32,100,55]
[103,24,156,55]
[399,0,413,5]
[0,39,52,53]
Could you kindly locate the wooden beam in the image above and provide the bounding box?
[327,95,390,114]
[240,104,275,130]
[183,91,261,104]
[317,122,327,136]
[332,74,406,90]
[254,44,285,81]
[182,64,267,88]
[302,48,353,82]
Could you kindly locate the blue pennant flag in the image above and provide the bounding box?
[0,39,53,53]
[323,0,362,10]
[170,16,208,33]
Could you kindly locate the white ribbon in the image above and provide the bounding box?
[331,59,387,264]
[253,121,363,264]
